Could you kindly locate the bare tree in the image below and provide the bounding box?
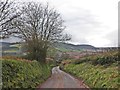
[13,2,71,62]
[0,0,20,39]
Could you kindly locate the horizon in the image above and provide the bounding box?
[0,37,118,48]
[1,0,119,47]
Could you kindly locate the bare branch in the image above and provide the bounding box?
[0,0,20,39]
[12,2,71,62]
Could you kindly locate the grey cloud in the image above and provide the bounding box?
[62,7,102,29]
[57,3,117,47]
[103,30,118,47]
[61,8,105,45]
[2,0,117,47]
[2,36,21,43]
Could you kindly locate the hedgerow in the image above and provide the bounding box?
[61,50,119,88]
[2,59,51,88]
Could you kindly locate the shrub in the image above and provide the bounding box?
[61,50,119,88]
[2,59,51,88]
[72,51,118,66]
[63,63,118,88]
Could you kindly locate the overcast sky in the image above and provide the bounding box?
[3,0,119,47]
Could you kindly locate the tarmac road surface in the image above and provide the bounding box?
[39,66,90,89]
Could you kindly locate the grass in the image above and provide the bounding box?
[10,44,21,48]
[2,44,20,54]
[3,50,19,53]
[56,47,82,52]
[1,57,52,88]
[61,50,119,88]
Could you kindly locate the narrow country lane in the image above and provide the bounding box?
[38,66,90,89]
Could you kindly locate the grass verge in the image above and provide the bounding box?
[61,51,119,88]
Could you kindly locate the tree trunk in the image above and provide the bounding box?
[39,48,47,63]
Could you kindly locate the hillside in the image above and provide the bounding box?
[1,42,96,52]
[54,42,96,52]
[0,42,20,56]
[0,42,12,47]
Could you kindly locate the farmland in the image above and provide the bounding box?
[0,42,21,56]
[0,41,119,89]
[0,0,118,89]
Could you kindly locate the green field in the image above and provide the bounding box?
[2,43,22,56]
[61,50,119,88]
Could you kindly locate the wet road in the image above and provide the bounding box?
[39,66,90,89]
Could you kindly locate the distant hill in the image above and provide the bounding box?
[0,42,19,51]
[54,42,96,52]
[0,42,12,48]
[0,42,19,46]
